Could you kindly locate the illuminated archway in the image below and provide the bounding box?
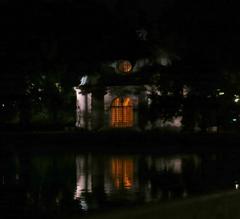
[111,97,133,127]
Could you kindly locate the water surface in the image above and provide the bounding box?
[1,146,240,218]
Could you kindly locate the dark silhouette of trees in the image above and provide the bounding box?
[1,0,240,130]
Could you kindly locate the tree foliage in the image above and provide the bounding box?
[1,0,240,130]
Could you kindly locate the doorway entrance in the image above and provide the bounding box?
[111,97,133,127]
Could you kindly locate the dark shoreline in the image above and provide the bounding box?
[71,190,240,219]
[1,130,240,154]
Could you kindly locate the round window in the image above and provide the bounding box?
[117,60,132,73]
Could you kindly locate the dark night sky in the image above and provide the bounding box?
[1,0,240,94]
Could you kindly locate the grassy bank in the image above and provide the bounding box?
[74,190,240,219]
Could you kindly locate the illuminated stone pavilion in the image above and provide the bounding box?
[74,60,154,130]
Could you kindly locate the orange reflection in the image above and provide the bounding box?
[111,97,133,127]
[111,158,133,189]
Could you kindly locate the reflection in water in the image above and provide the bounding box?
[110,158,134,190]
[151,157,183,174]
[74,155,136,204]
[4,150,240,216]
[104,156,138,195]
[74,155,92,211]
[140,155,189,202]
[73,154,199,206]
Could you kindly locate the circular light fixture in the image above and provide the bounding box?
[117,60,132,73]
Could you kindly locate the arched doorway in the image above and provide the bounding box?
[111,97,133,127]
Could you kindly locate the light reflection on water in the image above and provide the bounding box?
[1,150,240,216]
[71,154,201,211]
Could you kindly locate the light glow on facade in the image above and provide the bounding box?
[234,95,240,103]
[80,75,88,86]
[74,87,92,128]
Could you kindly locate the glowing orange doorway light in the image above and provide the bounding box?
[111,97,133,127]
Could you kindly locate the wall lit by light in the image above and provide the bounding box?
[74,87,91,128]
[234,94,240,103]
